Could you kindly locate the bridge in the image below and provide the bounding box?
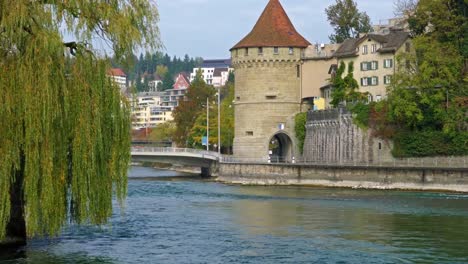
[131,147,221,176]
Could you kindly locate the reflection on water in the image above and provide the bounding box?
[2,166,468,263]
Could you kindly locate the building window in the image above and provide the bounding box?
[296,65,300,78]
[289,47,294,55]
[246,131,254,136]
[266,95,277,100]
[376,95,382,102]
[384,59,393,68]
[258,47,263,55]
[273,47,279,54]
[368,94,373,102]
[361,78,368,86]
[371,44,377,53]
[371,61,378,70]
[245,48,249,56]
[384,75,392,84]
[362,45,368,55]
[361,62,369,71]
[371,76,378,86]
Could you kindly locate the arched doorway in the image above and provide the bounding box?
[268,133,293,163]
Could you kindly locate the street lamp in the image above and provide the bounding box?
[217,90,221,154]
[206,97,209,151]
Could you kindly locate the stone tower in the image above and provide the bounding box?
[230,0,310,161]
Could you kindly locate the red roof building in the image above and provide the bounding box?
[173,72,190,90]
[108,68,127,77]
[231,0,310,50]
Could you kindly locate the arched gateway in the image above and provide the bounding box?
[268,132,293,163]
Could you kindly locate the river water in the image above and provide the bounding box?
[2,166,468,263]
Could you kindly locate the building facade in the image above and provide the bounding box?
[108,68,127,93]
[190,59,233,87]
[333,30,411,103]
[131,92,173,130]
[230,0,310,160]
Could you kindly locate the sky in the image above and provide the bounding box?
[155,0,397,59]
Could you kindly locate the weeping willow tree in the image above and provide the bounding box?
[0,0,160,243]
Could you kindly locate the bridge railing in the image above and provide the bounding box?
[220,155,468,169]
[131,147,220,159]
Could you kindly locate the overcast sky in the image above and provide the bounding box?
[155,0,397,59]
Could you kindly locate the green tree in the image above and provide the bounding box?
[156,65,169,78]
[330,61,368,107]
[0,0,160,243]
[149,122,176,142]
[172,71,215,146]
[162,73,175,91]
[187,82,235,153]
[387,0,467,133]
[325,0,372,43]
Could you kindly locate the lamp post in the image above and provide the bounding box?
[217,90,221,154]
[206,97,209,151]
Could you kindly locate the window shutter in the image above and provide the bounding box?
[360,62,364,71]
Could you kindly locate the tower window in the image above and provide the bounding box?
[297,65,300,78]
[273,47,279,54]
[289,47,294,55]
[258,47,263,55]
[245,48,249,56]
[246,131,254,136]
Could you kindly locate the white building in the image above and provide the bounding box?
[190,59,233,87]
[108,68,127,93]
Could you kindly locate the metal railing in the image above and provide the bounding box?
[131,147,220,159]
[220,155,468,169]
[130,147,468,169]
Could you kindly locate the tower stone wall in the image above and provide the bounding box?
[231,47,303,159]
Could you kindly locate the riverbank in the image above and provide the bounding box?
[216,163,468,193]
[134,162,201,175]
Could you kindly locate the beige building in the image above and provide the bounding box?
[301,44,340,110]
[230,0,310,161]
[332,30,411,103]
[131,92,173,130]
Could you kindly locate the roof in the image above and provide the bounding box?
[108,68,126,77]
[231,0,310,50]
[333,38,360,58]
[213,68,228,77]
[200,59,231,68]
[334,30,410,58]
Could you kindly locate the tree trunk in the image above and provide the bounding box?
[1,157,26,249]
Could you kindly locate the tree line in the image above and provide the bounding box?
[113,52,203,92]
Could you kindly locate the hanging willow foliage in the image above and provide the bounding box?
[0,0,160,239]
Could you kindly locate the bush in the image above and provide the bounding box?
[392,130,468,157]
[295,112,307,154]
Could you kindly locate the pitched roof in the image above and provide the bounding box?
[334,31,410,58]
[333,38,360,58]
[378,31,410,53]
[231,0,310,50]
[108,68,126,77]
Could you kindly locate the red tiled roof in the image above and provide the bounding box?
[108,68,126,77]
[231,0,310,50]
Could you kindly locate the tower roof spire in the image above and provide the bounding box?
[231,0,310,50]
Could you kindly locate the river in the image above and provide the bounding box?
[2,166,468,263]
